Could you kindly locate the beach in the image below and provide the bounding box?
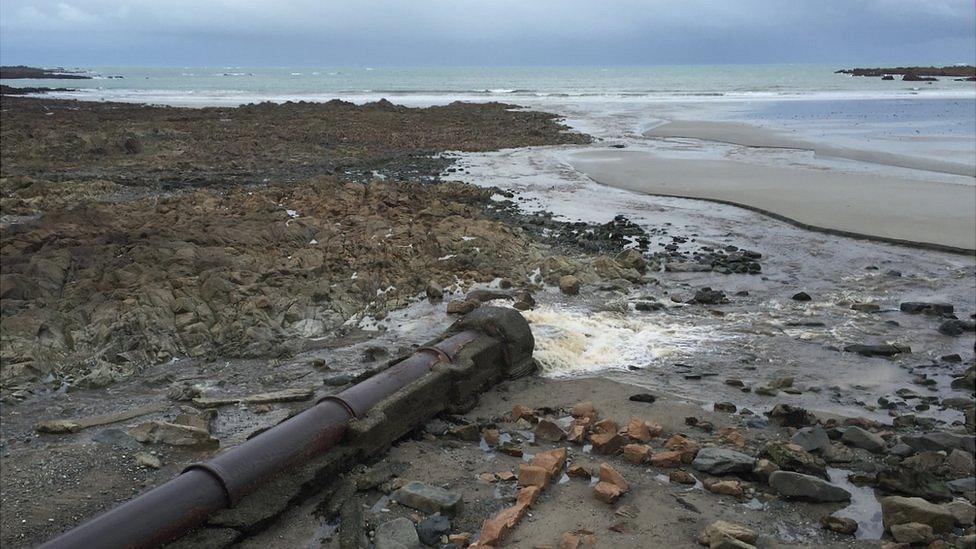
[1,66,975,548]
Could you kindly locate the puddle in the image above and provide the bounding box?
[828,467,884,540]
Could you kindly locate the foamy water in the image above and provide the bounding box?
[524,305,727,376]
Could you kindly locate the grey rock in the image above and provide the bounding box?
[889,443,915,458]
[92,428,142,450]
[558,275,580,295]
[393,482,463,517]
[692,447,756,475]
[902,432,975,454]
[948,477,976,500]
[890,522,933,544]
[791,426,830,452]
[691,287,727,305]
[843,343,910,357]
[769,471,851,502]
[947,448,976,477]
[128,421,218,448]
[821,442,855,464]
[416,514,450,546]
[425,281,443,301]
[135,452,161,469]
[938,319,975,336]
[768,403,816,427]
[375,517,420,549]
[820,515,858,535]
[322,373,355,386]
[881,495,956,533]
[841,426,887,453]
[899,302,953,315]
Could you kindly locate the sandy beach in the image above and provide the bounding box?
[570,146,976,252]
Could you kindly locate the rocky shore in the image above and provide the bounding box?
[1,94,974,549]
[0,65,92,79]
[0,97,593,394]
[835,66,976,81]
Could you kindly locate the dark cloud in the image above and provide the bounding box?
[1,0,973,66]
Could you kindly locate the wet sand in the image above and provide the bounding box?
[569,148,976,252]
[644,119,976,177]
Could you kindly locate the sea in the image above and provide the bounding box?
[19,64,975,168]
[15,64,976,106]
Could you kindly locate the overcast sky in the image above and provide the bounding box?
[1,0,973,67]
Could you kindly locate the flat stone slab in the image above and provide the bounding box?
[193,387,315,408]
[392,481,463,517]
[769,471,851,502]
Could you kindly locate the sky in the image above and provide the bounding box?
[1,0,974,67]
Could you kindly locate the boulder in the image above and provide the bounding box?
[841,426,887,453]
[692,447,756,475]
[664,434,700,462]
[769,404,817,428]
[769,471,851,502]
[707,479,743,496]
[590,432,626,454]
[623,444,652,464]
[901,432,975,455]
[559,275,581,295]
[889,522,933,544]
[843,343,910,357]
[35,419,82,434]
[375,517,421,549]
[819,516,858,535]
[944,499,975,527]
[393,482,463,517]
[899,302,953,315]
[760,441,827,479]
[881,496,956,533]
[593,481,623,504]
[791,426,830,452]
[698,521,757,547]
[416,514,451,546]
[425,281,443,302]
[939,319,976,336]
[947,449,975,478]
[128,421,218,448]
[691,287,727,305]
[446,299,480,315]
[650,451,683,468]
[134,453,161,469]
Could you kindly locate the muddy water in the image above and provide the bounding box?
[438,104,975,427]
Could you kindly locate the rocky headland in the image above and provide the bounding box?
[836,65,976,81]
[0,65,92,80]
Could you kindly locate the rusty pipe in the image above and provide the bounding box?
[40,330,481,549]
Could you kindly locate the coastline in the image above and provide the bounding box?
[1,90,974,548]
[569,148,976,253]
